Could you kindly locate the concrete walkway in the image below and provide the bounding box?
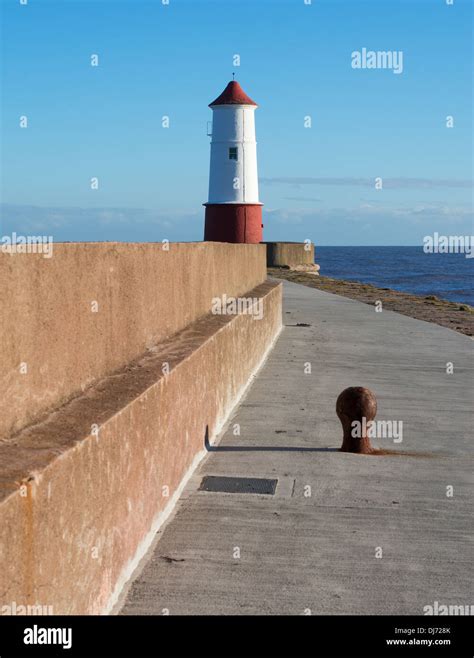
[118,280,473,615]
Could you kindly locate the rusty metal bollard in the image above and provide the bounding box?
[336,386,377,454]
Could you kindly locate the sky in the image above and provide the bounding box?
[0,0,472,245]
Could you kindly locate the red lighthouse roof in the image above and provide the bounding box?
[209,80,258,107]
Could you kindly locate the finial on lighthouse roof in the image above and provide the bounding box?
[209,80,258,107]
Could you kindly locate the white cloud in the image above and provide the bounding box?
[1,202,471,246]
[260,177,474,189]
[0,204,203,242]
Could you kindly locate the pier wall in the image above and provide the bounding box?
[0,242,282,614]
[0,242,267,439]
[265,241,315,268]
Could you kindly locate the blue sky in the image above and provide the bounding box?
[1,0,472,245]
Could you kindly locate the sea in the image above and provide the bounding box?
[316,247,474,306]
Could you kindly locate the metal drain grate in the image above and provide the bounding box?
[199,476,277,495]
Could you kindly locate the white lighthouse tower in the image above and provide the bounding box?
[204,80,263,243]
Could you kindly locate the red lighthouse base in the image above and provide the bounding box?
[204,204,263,244]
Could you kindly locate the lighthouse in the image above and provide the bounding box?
[204,80,263,243]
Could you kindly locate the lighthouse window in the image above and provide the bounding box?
[228,147,238,160]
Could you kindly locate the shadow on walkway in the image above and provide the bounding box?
[204,427,339,453]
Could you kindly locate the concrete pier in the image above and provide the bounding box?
[119,280,473,615]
